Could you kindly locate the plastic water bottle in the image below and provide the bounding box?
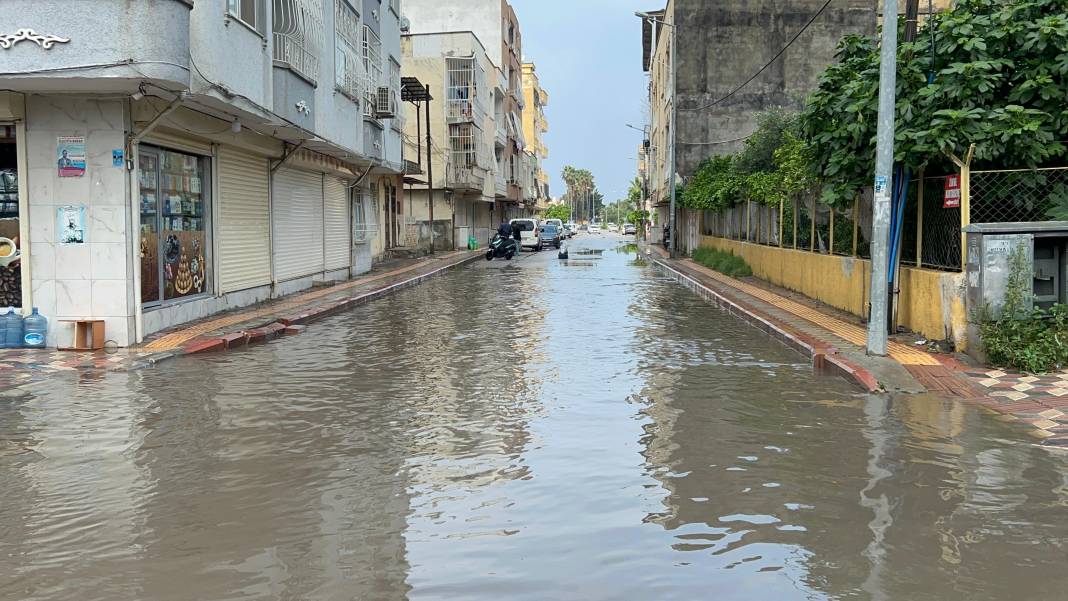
[0,308,7,349]
[4,308,23,349]
[22,308,47,349]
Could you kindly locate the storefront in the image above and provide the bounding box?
[0,122,21,309]
[138,145,212,306]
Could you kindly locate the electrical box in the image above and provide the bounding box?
[965,229,1033,320]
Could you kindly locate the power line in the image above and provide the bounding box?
[679,0,835,113]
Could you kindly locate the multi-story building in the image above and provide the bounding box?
[640,0,875,246]
[521,62,551,210]
[0,0,405,347]
[401,0,528,218]
[401,31,501,249]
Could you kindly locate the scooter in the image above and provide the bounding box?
[485,233,519,261]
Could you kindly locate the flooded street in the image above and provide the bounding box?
[2,235,1068,600]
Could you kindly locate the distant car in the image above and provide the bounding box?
[510,218,540,250]
[542,218,563,231]
[607,223,619,232]
[623,223,636,235]
[539,224,562,249]
[564,222,578,236]
[578,224,588,232]
[561,225,575,239]
[589,224,602,234]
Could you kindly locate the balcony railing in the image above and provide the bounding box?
[448,164,486,191]
[273,0,323,83]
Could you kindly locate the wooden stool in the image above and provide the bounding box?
[59,320,106,351]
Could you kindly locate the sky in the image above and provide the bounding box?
[513,0,654,203]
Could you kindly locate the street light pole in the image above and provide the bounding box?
[866,0,899,356]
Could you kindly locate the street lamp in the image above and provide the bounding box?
[636,10,677,258]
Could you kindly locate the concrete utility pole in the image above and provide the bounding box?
[425,84,435,255]
[866,0,899,356]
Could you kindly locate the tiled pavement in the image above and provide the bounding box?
[957,366,1068,445]
[0,348,138,392]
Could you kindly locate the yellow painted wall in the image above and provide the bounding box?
[699,236,968,350]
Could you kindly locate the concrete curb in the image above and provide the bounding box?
[648,253,883,393]
[150,252,482,360]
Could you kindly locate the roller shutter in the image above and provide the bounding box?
[273,167,324,281]
[218,147,272,293]
[323,175,351,270]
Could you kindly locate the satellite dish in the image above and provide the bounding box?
[399,16,411,32]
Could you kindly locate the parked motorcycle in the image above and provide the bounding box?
[485,233,519,261]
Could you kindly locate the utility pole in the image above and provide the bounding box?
[425,84,435,255]
[866,0,899,356]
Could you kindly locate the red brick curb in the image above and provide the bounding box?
[182,337,226,355]
[649,254,883,393]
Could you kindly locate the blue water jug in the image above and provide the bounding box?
[0,308,7,349]
[22,308,47,349]
[4,308,23,348]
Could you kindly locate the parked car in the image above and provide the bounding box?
[565,222,578,235]
[561,225,575,239]
[543,218,563,231]
[510,218,541,250]
[623,223,636,235]
[539,224,562,249]
[589,224,602,234]
[607,223,619,232]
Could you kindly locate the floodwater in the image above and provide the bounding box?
[2,236,1067,601]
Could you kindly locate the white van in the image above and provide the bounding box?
[510,218,541,250]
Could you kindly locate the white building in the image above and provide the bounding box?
[0,0,406,347]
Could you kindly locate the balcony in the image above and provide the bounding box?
[0,0,192,93]
[447,164,486,192]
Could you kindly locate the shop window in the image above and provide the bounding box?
[139,147,210,306]
[0,124,20,308]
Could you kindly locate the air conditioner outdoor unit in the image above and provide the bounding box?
[374,86,396,118]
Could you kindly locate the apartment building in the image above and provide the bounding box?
[0,0,405,347]
[402,31,501,249]
[401,0,530,218]
[521,62,551,210]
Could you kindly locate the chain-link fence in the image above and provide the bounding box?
[971,167,1068,223]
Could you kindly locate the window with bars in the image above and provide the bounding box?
[273,0,324,83]
[228,0,266,34]
[389,0,399,14]
[362,25,383,117]
[334,0,363,102]
[449,124,478,168]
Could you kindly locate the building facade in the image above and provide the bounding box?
[521,62,551,211]
[0,0,405,347]
[640,0,875,243]
[401,0,529,217]
[401,31,502,250]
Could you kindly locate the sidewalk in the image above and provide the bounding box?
[644,245,1068,446]
[0,250,480,392]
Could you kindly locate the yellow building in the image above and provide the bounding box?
[521,62,550,209]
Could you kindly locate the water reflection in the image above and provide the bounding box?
[1,237,1067,600]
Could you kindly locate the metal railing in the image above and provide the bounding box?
[448,164,486,191]
[273,0,323,83]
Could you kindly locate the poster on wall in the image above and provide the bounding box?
[57,205,86,244]
[56,136,86,177]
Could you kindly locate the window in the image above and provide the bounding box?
[335,0,363,101]
[389,57,402,129]
[362,26,383,117]
[228,0,266,34]
[273,0,324,83]
[390,0,399,14]
[449,124,477,168]
[353,186,376,241]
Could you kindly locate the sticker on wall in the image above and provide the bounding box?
[56,136,86,177]
[112,149,125,168]
[57,205,86,244]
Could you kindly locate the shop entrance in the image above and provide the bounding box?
[0,124,20,308]
[138,146,211,306]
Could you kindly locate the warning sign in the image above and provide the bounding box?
[944,175,961,208]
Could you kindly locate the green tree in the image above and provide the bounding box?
[543,204,572,222]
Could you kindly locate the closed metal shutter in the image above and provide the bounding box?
[323,175,351,270]
[218,147,272,293]
[273,167,325,281]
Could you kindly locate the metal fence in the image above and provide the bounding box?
[970,167,1068,224]
[701,172,963,272]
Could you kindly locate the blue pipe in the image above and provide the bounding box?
[888,166,910,283]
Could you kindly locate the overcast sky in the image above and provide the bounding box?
[514,0,654,203]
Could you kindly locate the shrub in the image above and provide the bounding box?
[692,247,753,278]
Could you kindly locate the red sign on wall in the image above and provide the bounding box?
[944,175,961,208]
